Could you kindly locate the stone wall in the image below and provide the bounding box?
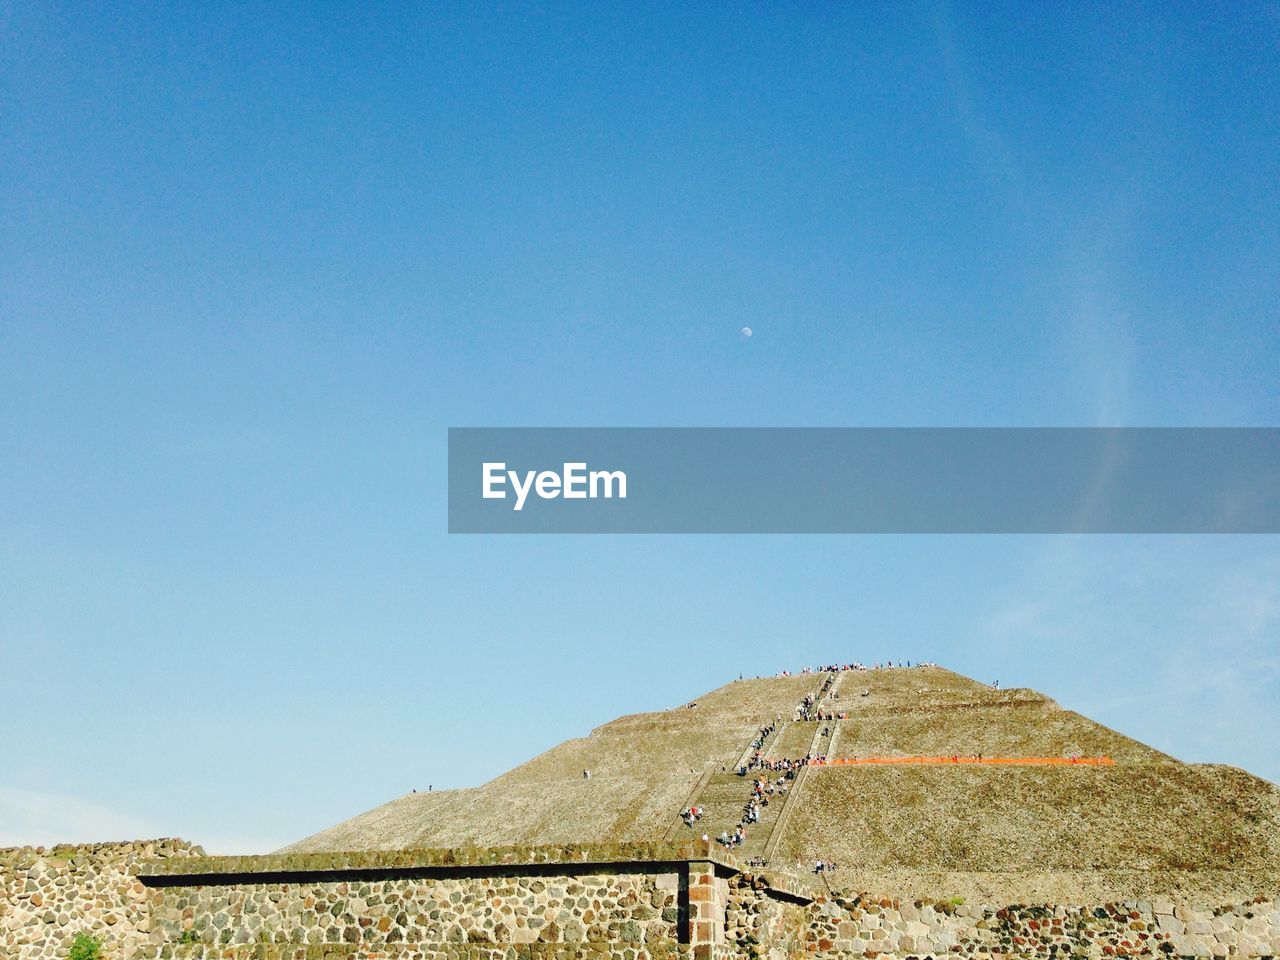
[144,868,682,954]
[725,884,1280,959]
[0,839,203,960]
[6,840,1280,959]
[723,874,809,959]
[128,844,744,960]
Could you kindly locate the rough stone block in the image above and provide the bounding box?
[1156,913,1183,935]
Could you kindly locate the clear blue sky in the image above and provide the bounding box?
[2,3,1278,852]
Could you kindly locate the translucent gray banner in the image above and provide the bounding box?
[447,428,1280,533]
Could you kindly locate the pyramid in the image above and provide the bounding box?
[284,666,1280,904]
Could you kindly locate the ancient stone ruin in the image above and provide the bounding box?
[5,665,1280,958]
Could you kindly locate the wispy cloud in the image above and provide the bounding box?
[977,540,1280,783]
[927,3,1024,200]
[0,787,162,847]
[190,833,285,856]
[1061,239,1137,428]
[0,786,283,854]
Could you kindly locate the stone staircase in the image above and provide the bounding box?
[664,771,757,842]
[827,718,844,757]
[663,718,783,840]
[666,674,838,857]
[807,718,838,758]
[688,771,791,858]
[803,670,846,758]
[762,765,820,864]
[733,721,781,770]
[766,720,816,758]
[735,779,793,859]
[661,767,717,841]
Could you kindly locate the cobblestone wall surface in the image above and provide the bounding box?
[6,840,1280,960]
[0,840,203,960]
[146,869,682,954]
[722,874,808,960]
[726,882,1280,959]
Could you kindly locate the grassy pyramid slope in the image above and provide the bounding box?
[780,763,1280,903]
[284,666,1280,904]
[285,673,821,851]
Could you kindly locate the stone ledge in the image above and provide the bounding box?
[0,838,202,866]
[137,842,737,879]
[740,868,817,903]
[131,944,692,960]
[133,841,815,905]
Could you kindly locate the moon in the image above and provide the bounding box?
[741,326,753,338]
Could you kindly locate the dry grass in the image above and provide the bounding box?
[778,763,1280,902]
[286,768,703,851]
[832,704,1164,761]
[768,722,818,758]
[286,674,829,853]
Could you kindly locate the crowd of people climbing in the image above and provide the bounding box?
[747,721,776,753]
[795,690,849,722]
[664,662,1079,881]
[713,682,847,851]
[740,755,809,776]
[717,771,790,849]
[679,663,932,866]
[779,659,937,676]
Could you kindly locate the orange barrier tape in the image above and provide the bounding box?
[812,756,1115,767]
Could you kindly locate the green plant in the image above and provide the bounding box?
[947,896,965,906]
[68,932,103,960]
[177,929,200,944]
